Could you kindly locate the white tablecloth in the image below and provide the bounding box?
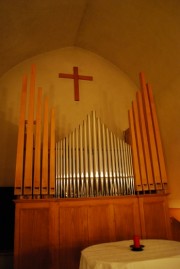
[79,239,180,269]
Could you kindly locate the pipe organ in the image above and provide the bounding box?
[55,111,135,198]
[14,66,168,198]
[128,72,168,193]
[14,65,55,198]
[13,66,171,269]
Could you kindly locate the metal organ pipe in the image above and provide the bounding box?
[55,111,135,198]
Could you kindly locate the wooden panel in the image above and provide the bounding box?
[14,195,171,269]
[14,204,51,269]
[88,203,116,244]
[138,195,171,239]
[58,204,88,269]
[113,198,141,240]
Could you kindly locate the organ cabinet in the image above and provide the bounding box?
[14,65,171,269]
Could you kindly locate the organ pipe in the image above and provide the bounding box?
[14,66,168,199]
[55,111,135,198]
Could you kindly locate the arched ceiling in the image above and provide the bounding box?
[1,0,180,91]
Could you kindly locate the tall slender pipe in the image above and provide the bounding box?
[84,120,89,196]
[92,111,99,195]
[88,113,94,196]
[102,124,109,195]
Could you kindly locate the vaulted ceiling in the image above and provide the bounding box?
[1,0,180,91]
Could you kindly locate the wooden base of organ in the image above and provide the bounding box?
[14,194,171,269]
[13,66,172,269]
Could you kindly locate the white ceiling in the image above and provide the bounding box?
[1,0,180,90]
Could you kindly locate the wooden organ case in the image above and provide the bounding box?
[14,66,171,269]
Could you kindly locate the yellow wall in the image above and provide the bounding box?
[156,76,180,209]
[169,208,180,222]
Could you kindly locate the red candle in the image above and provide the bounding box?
[133,235,140,248]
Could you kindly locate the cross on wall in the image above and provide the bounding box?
[58,66,93,101]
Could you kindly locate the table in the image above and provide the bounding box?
[79,239,180,269]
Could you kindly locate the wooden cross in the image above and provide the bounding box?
[58,66,93,101]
